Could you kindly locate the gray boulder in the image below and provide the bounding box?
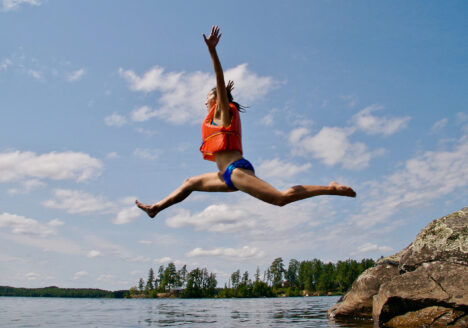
[399,207,468,271]
[327,264,399,319]
[328,206,468,327]
[373,261,467,326]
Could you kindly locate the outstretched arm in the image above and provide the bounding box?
[203,25,232,127]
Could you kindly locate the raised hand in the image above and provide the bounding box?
[203,25,222,51]
[226,80,234,93]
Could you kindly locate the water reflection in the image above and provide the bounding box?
[136,297,377,327]
[1,296,377,327]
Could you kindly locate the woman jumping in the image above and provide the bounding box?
[136,26,356,219]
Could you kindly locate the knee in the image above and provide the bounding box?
[273,190,293,207]
[272,195,288,207]
[183,177,199,191]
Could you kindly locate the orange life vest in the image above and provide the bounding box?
[200,103,243,161]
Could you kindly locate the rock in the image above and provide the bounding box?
[385,306,466,328]
[327,264,399,318]
[373,261,468,324]
[328,206,468,327]
[376,248,406,266]
[399,208,468,272]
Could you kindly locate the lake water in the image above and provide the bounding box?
[0,296,375,327]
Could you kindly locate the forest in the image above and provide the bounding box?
[128,257,376,298]
[0,286,127,298]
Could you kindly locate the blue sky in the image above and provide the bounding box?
[1,0,467,290]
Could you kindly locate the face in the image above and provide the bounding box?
[205,90,216,111]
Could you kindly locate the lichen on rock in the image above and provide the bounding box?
[328,206,468,327]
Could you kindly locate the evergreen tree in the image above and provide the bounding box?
[311,259,324,291]
[264,268,272,286]
[177,264,187,287]
[269,257,285,288]
[286,259,300,288]
[157,265,165,291]
[138,278,145,293]
[231,269,240,288]
[145,268,155,293]
[255,267,261,282]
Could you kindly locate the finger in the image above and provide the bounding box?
[203,33,207,41]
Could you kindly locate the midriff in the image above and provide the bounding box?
[214,150,243,173]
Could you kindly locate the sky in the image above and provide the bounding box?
[1,0,467,291]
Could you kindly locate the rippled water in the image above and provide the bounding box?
[0,296,375,327]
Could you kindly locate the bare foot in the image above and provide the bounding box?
[135,200,159,219]
[329,182,356,198]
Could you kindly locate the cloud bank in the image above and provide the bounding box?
[1,0,41,12]
[0,150,102,184]
[187,246,265,261]
[119,63,278,124]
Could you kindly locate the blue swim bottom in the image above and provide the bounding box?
[222,158,255,190]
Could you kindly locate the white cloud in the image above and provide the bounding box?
[136,127,157,137]
[261,113,274,126]
[112,205,141,225]
[104,113,127,127]
[97,274,115,282]
[154,256,174,265]
[431,118,448,132]
[187,246,265,261]
[47,219,64,227]
[67,68,85,82]
[73,271,89,280]
[1,0,41,12]
[7,179,45,194]
[352,105,410,136]
[43,189,115,214]
[0,58,12,70]
[257,158,311,182]
[223,63,278,103]
[4,233,85,255]
[130,106,156,122]
[85,235,150,263]
[166,205,255,233]
[355,242,393,254]
[27,69,42,80]
[25,272,40,281]
[147,233,179,246]
[106,152,119,159]
[43,190,141,224]
[133,148,160,160]
[0,150,102,183]
[87,250,101,258]
[0,212,57,237]
[139,240,152,245]
[119,63,277,124]
[457,112,468,133]
[166,196,333,239]
[0,253,26,262]
[354,136,468,227]
[260,109,278,127]
[289,126,384,170]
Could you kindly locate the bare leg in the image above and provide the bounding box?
[136,172,233,219]
[231,169,356,207]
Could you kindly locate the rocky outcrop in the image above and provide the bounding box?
[328,206,468,327]
[327,264,399,318]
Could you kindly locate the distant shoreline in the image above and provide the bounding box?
[0,285,344,299]
[0,286,128,298]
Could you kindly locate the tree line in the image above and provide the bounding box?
[128,257,375,298]
[0,286,127,298]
